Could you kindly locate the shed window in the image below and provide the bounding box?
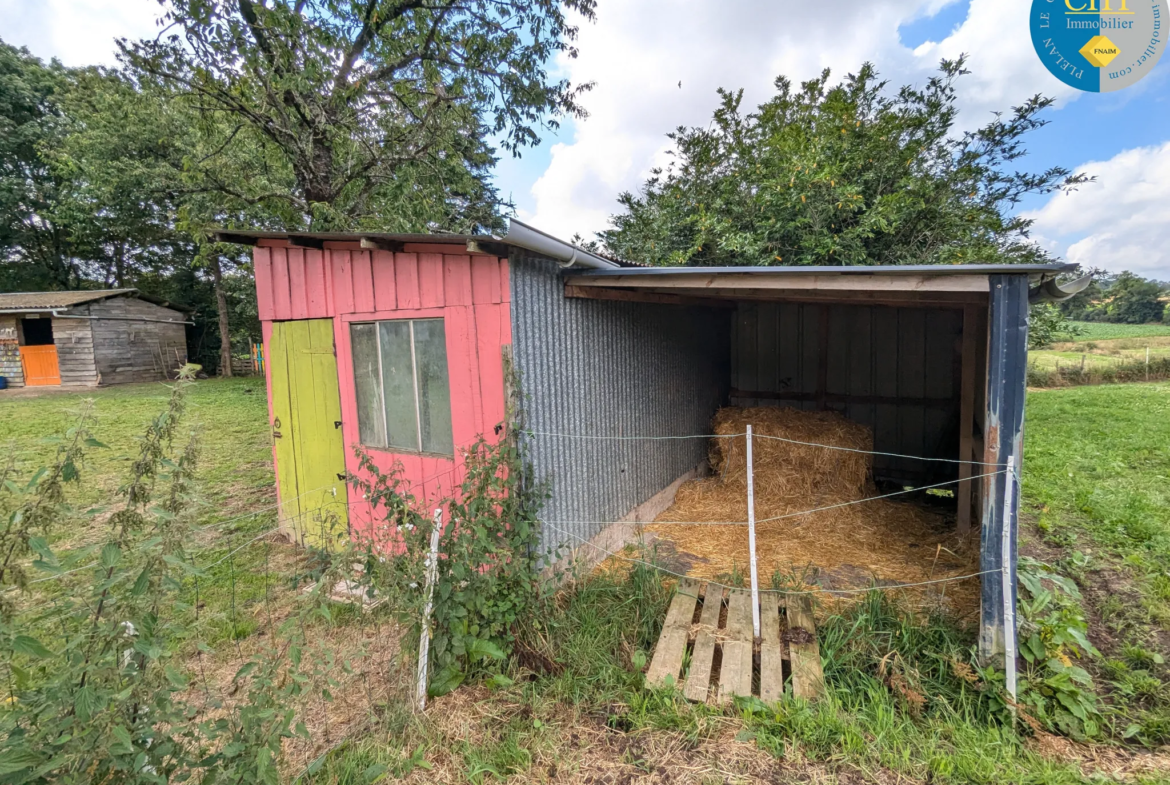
[350,319,454,455]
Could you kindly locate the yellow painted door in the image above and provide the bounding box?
[269,320,349,548]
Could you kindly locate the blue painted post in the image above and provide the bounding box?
[980,274,1029,663]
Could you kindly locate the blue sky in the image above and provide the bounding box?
[4,0,1168,278]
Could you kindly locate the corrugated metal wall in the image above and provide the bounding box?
[510,253,731,555]
[731,302,962,484]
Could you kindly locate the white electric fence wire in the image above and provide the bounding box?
[754,469,1007,524]
[524,430,742,441]
[730,432,997,466]
[527,428,999,466]
[540,468,1008,530]
[25,497,339,587]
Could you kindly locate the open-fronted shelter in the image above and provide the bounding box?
[222,219,1076,660]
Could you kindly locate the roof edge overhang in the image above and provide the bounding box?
[213,219,634,270]
[561,263,1080,308]
[566,263,1076,278]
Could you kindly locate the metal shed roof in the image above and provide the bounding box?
[214,218,646,269]
[562,262,1086,308]
[570,262,1077,278]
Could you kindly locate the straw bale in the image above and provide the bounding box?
[646,407,980,618]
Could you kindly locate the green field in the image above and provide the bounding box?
[0,377,275,525]
[4,379,1170,782]
[1067,322,1170,342]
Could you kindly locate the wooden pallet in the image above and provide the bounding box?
[646,579,824,704]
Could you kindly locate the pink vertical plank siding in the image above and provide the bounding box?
[471,255,502,304]
[443,255,473,306]
[474,303,507,431]
[270,248,293,320]
[445,305,483,441]
[395,254,420,309]
[305,250,328,317]
[351,251,376,314]
[257,242,511,549]
[372,251,396,311]
[287,249,309,318]
[254,247,275,321]
[417,253,445,308]
[331,252,356,315]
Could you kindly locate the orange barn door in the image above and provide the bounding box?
[20,345,61,386]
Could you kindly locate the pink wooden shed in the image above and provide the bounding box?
[240,233,514,545]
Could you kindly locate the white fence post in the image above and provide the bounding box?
[416,508,443,711]
[1002,456,1018,706]
[747,425,761,639]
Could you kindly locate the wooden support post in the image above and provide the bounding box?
[746,426,761,640]
[816,306,829,410]
[957,305,978,535]
[417,508,443,711]
[979,275,1028,663]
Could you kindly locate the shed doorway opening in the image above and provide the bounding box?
[19,317,53,345]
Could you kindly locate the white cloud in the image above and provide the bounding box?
[0,0,163,67]
[1026,142,1170,281]
[524,0,1080,241]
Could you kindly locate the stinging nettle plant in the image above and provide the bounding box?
[0,369,323,784]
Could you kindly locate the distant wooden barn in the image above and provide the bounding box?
[0,289,191,388]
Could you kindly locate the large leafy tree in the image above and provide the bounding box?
[601,60,1088,268]
[53,67,277,374]
[121,0,597,230]
[0,42,76,289]
[1095,272,1165,324]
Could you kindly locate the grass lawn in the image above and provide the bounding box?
[1023,383,1170,740]
[5,378,1170,783]
[0,378,292,647]
[0,377,275,526]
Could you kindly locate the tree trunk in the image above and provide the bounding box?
[209,254,233,378]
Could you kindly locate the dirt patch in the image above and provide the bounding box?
[782,627,814,646]
[638,531,711,575]
[1030,732,1170,780]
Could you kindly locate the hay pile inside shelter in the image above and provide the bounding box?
[645,407,980,618]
